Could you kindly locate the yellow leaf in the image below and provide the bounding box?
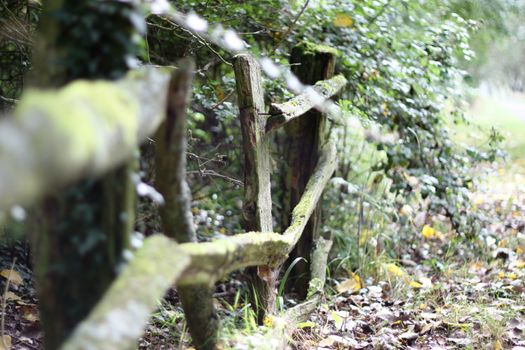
[23,311,39,323]
[0,335,11,350]
[0,269,23,286]
[498,271,505,279]
[515,260,525,268]
[386,263,405,278]
[297,321,316,329]
[214,85,225,101]
[498,239,507,248]
[494,339,502,350]
[333,13,353,28]
[382,103,389,116]
[508,272,518,280]
[419,303,427,310]
[336,273,362,294]
[359,230,371,247]
[329,311,344,329]
[421,225,436,239]
[263,315,274,327]
[410,281,422,288]
[517,246,524,255]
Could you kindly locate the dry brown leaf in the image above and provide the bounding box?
[22,307,39,323]
[4,291,21,302]
[318,336,335,347]
[0,269,23,286]
[0,335,11,350]
[336,274,361,294]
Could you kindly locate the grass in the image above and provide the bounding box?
[451,90,525,159]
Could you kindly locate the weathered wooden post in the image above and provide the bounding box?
[233,54,276,319]
[281,42,337,298]
[155,59,219,350]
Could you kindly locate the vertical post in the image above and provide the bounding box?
[29,1,143,348]
[282,42,336,298]
[155,59,218,350]
[233,54,275,319]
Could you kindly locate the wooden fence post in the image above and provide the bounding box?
[282,42,337,298]
[233,54,276,319]
[155,59,219,350]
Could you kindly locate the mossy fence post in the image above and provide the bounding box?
[29,1,143,348]
[282,42,336,298]
[154,59,219,350]
[233,54,276,320]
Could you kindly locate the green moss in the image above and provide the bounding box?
[15,79,139,164]
[296,41,340,57]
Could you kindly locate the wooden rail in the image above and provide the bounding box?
[0,67,171,210]
[266,74,347,133]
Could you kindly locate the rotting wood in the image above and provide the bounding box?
[60,142,336,350]
[282,42,337,298]
[0,67,171,211]
[233,54,276,319]
[154,59,219,350]
[266,74,347,133]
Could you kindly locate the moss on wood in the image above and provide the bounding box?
[0,67,170,210]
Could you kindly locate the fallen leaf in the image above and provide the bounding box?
[0,335,11,350]
[0,269,23,286]
[385,263,405,278]
[318,336,335,347]
[22,309,39,323]
[409,280,422,288]
[297,321,315,329]
[336,273,362,294]
[4,291,21,302]
[421,225,436,239]
[399,331,419,342]
[494,339,503,350]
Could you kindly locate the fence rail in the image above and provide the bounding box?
[0,67,171,210]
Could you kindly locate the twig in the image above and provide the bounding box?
[158,15,233,67]
[1,258,17,348]
[187,170,243,187]
[0,95,18,104]
[210,90,234,110]
[270,0,311,56]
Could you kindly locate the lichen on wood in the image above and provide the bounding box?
[266,74,347,133]
[233,53,276,319]
[154,59,219,350]
[0,67,170,210]
[60,235,189,350]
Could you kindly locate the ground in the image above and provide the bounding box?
[292,160,525,349]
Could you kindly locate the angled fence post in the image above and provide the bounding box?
[233,54,276,319]
[282,43,337,298]
[155,59,218,350]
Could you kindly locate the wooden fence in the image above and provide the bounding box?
[1,44,346,350]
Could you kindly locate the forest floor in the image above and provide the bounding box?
[292,159,525,350]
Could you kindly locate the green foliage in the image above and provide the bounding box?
[0,0,39,112]
[53,0,146,81]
